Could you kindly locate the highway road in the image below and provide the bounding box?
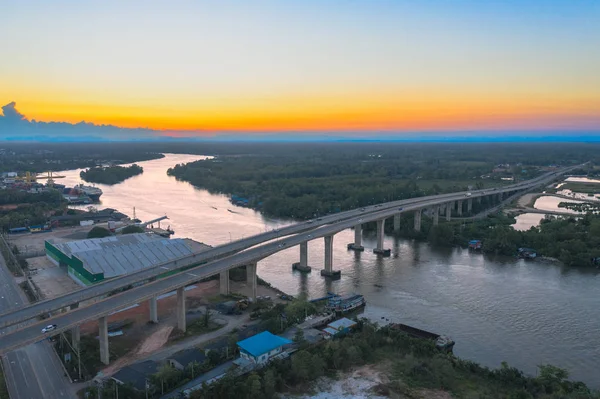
[0,253,73,398]
[0,166,580,356]
[0,167,574,331]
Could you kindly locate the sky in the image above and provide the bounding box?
[1,0,599,141]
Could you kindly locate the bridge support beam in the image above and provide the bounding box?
[456,200,463,216]
[446,203,452,221]
[414,209,422,231]
[71,325,80,351]
[247,262,257,301]
[219,270,230,295]
[99,316,109,365]
[321,235,340,278]
[393,214,401,233]
[467,198,472,213]
[293,242,312,271]
[177,287,186,333]
[373,219,391,256]
[347,224,364,251]
[433,207,439,226]
[149,296,158,323]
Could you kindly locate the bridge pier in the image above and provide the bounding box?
[149,296,158,323]
[71,325,80,351]
[373,219,391,256]
[219,270,230,295]
[414,209,422,231]
[446,203,452,221]
[467,198,472,213]
[321,235,340,278]
[99,316,109,365]
[347,224,364,251]
[393,214,401,233]
[433,206,439,226]
[293,242,312,271]
[247,262,257,301]
[177,287,186,332]
[456,200,463,216]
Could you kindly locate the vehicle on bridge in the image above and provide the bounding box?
[41,324,57,333]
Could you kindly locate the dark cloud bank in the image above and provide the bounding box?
[1,101,598,143]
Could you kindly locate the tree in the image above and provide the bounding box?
[293,328,305,344]
[87,226,111,238]
[262,369,276,399]
[121,225,144,235]
[202,309,212,327]
[245,373,262,399]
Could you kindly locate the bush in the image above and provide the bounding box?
[121,225,144,235]
[87,226,111,238]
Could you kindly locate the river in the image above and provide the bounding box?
[58,154,600,387]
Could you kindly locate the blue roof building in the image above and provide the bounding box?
[236,331,292,364]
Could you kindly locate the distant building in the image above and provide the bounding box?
[45,233,209,286]
[236,331,292,364]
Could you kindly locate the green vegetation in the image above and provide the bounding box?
[166,143,598,220]
[190,320,598,399]
[0,189,65,232]
[558,202,600,213]
[171,311,223,340]
[121,224,144,234]
[80,164,143,185]
[559,182,600,194]
[397,212,600,267]
[0,365,10,399]
[87,226,112,238]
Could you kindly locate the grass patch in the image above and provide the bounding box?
[560,182,600,194]
[170,318,223,342]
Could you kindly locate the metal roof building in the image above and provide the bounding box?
[237,331,292,364]
[45,233,205,286]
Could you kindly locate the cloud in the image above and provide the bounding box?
[0,101,173,141]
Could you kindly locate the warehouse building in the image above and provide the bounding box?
[45,233,209,286]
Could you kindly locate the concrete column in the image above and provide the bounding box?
[293,242,312,271]
[299,242,308,267]
[247,262,257,301]
[393,214,401,233]
[177,287,186,333]
[321,235,341,278]
[71,325,80,351]
[347,225,364,251]
[457,200,463,216]
[373,219,391,256]
[414,209,422,231]
[99,316,109,365]
[467,198,473,212]
[433,207,439,226]
[219,270,229,295]
[149,296,158,323]
[446,203,452,221]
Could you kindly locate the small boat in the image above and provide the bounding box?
[327,293,366,314]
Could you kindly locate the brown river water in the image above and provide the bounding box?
[58,154,600,387]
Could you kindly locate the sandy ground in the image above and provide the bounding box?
[7,224,97,253]
[26,255,81,299]
[517,193,540,208]
[137,326,174,355]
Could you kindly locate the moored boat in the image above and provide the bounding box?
[326,293,366,314]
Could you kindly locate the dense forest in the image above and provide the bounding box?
[382,211,600,267]
[80,164,143,185]
[189,319,597,399]
[0,190,64,231]
[167,143,599,219]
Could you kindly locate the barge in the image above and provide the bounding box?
[390,323,455,353]
[327,293,366,314]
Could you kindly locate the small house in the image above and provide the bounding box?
[322,317,357,338]
[168,348,206,370]
[518,248,537,259]
[111,360,159,391]
[236,331,292,364]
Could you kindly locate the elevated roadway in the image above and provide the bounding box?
[0,168,570,330]
[0,166,581,355]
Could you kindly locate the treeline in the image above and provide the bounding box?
[0,190,65,231]
[0,142,164,173]
[190,320,598,399]
[80,164,143,185]
[391,212,600,267]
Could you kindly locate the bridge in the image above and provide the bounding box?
[0,166,581,364]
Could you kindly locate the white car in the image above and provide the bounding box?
[41,324,57,333]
